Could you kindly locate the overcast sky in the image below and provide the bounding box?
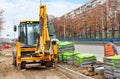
[0,0,89,38]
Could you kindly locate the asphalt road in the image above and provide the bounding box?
[75,44,120,61]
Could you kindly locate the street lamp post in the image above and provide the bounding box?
[64,16,66,41]
[99,4,107,57]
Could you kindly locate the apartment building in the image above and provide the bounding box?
[64,0,120,18]
[56,0,120,40]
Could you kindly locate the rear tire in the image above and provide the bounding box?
[21,61,26,69]
[41,61,45,66]
[17,62,26,70]
[17,64,21,70]
[45,61,53,67]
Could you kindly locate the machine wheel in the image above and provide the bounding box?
[21,61,26,69]
[41,61,45,66]
[17,62,26,70]
[17,64,21,70]
[12,51,16,66]
[45,61,53,67]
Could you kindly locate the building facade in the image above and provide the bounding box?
[54,0,120,41]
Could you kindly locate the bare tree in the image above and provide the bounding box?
[116,12,120,38]
[0,10,4,35]
[53,0,120,41]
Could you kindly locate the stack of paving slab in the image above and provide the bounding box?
[104,56,120,79]
[58,51,80,64]
[57,41,78,64]
[75,53,97,67]
[62,51,80,64]
[57,41,75,53]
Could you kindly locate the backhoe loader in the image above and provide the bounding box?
[13,4,58,70]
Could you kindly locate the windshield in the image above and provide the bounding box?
[27,23,39,45]
[19,21,56,46]
[19,23,27,44]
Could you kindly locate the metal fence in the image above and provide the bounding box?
[57,32,120,42]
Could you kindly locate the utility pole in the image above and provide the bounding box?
[99,3,107,57]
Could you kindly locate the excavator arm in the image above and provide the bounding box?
[36,4,58,65]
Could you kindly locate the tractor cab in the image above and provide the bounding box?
[18,20,39,46]
[16,20,57,47]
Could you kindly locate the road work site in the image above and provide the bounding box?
[1,0,120,79]
[1,44,120,79]
[0,45,106,79]
[0,48,71,79]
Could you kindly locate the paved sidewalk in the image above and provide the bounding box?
[75,44,120,61]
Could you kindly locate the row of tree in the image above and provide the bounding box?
[53,1,120,40]
[0,10,4,35]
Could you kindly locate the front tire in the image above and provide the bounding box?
[12,52,16,66]
[45,61,53,67]
[17,62,26,70]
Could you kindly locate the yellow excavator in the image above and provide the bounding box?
[13,4,58,70]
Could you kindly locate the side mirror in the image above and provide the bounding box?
[14,25,17,32]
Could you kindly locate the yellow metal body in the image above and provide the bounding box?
[36,5,50,60]
[16,42,21,64]
[20,20,39,23]
[16,42,42,64]
[21,48,35,52]
[16,4,58,67]
[35,5,58,62]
